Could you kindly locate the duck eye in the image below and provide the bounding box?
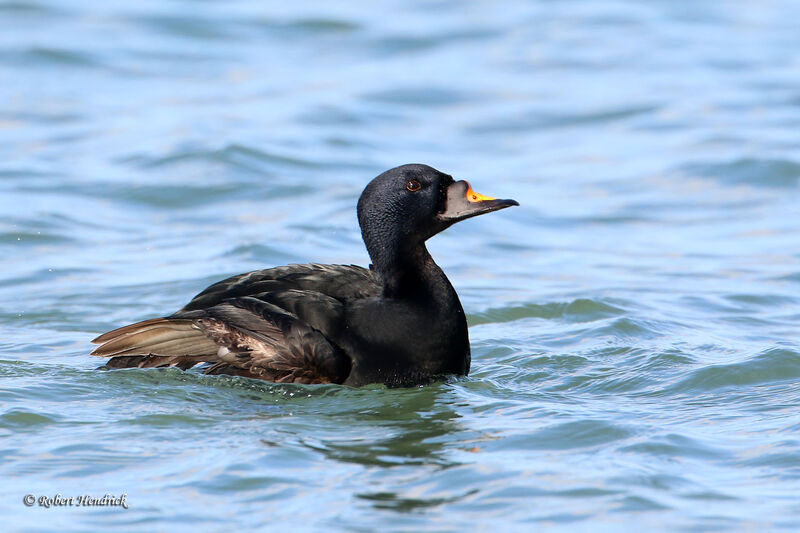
[406,179,421,192]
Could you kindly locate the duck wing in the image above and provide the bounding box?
[178,263,380,312]
[92,296,350,384]
[90,263,377,383]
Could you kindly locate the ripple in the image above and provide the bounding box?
[118,143,362,177]
[469,104,659,134]
[620,433,730,460]
[774,272,800,283]
[362,87,476,107]
[297,105,365,126]
[194,473,292,494]
[470,298,626,326]
[222,243,302,264]
[136,14,240,41]
[613,495,670,512]
[673,348,800,391]
[500,420,632,451]
[0,230,72,245]
[255,17,361,36]
[682,158,800,188]
[368,28,498,55]
[736,447,800,470]
[592,317,674,340]
[724,293,799,311]
[0,409,59,430]
[0,169,57,180]
[121,414,217,427]
[10,47,101,68]
[357,489,473,511]
[0,0,54,13]
[0,109,83,125]
[16,442,152,476]
[100,183,246,208]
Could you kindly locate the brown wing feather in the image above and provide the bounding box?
[91,296,351,384]
[92,318,179,344]
[91,317,221,371]
[91,319,217,357]
[102,354,210,370]
[194,298,350,384]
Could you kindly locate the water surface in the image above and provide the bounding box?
[2,0,800,531]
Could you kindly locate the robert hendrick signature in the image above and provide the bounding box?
[23,493,129,509]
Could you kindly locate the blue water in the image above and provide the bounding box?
[2,0,800,530]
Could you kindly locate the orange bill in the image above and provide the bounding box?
[465,182,497,203]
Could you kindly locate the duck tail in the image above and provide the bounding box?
[90,318,219,370]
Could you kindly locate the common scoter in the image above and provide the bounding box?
[91,164,518,386]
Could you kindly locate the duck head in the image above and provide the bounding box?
[357,164,518,284]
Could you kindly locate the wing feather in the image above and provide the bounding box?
[91,295,351,384]
[178,264,379,312]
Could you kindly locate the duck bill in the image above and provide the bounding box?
[438,180,519,222]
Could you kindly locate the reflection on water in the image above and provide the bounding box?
[302,385,463,469]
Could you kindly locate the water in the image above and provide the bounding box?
[2,0,799,530]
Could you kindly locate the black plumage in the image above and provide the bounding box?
[91,164,518,386]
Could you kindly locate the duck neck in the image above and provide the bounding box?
[370,241,452,302]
